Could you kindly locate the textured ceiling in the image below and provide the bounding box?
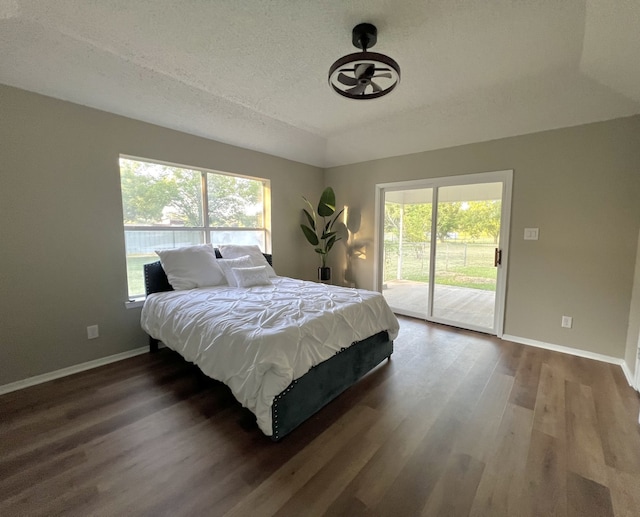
[1,0,639,168]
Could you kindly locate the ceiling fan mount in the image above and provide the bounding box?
[352,23,377,51]
[328,23,400,100]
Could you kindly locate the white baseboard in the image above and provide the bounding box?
[502,334,634,387]
[0,346,150,396]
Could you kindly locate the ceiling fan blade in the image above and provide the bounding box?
[373,73,393,79]
[346,83,367,96]
[355,63,375,79]
[337,72,358,86]
[370,81,382,93]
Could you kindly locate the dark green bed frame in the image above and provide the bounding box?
[143,253,394,441]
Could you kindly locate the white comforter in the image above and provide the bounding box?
[140,277,399,435]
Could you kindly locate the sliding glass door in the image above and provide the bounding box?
[377,171,511,335]
[382,188,433,318]
[432,182,503,330]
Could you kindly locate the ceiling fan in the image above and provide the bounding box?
[328,23,401,100]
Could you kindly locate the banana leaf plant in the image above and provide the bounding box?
[301,187,344,268]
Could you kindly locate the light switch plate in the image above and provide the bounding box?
[524,228,539,240]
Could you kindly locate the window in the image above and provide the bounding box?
[120,156,270,298]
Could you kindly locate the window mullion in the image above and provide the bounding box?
[201,171,209,243]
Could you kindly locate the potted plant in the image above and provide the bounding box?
[301,187,344,282]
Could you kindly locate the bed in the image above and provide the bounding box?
[141,250,399,441]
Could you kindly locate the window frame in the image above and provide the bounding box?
[120,154,271,302]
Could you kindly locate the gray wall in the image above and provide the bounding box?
[325,117,640,361]
[0,85,323,386]
[625,232,640,381]
[2,82,639,387]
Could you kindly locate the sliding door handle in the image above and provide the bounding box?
[494,248,502,267]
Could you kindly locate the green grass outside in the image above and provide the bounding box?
[126,254,157,297]
[384,241,497,291]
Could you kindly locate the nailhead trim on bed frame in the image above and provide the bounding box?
[273,379,299,440]
[272,345,352,439]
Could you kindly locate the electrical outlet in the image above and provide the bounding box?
[561,316,572,329]
[87,325,99,339]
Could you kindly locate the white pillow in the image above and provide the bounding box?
[155,244,225,290]
[218,244,276,277]
[217,255,255,287]
[232,266,272,288]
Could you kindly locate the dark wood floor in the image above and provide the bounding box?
[1,316,639,516]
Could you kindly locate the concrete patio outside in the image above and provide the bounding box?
[382,279,496,330]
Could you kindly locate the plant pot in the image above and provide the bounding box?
[318,267,331,283]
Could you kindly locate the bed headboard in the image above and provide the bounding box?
[143,251,274,296]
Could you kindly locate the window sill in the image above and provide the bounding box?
[125,298,145,310]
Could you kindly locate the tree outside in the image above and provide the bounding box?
[120,158,263,228]
[384,200,501,291]
[207,175,263,228]
[120,158,203,226]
